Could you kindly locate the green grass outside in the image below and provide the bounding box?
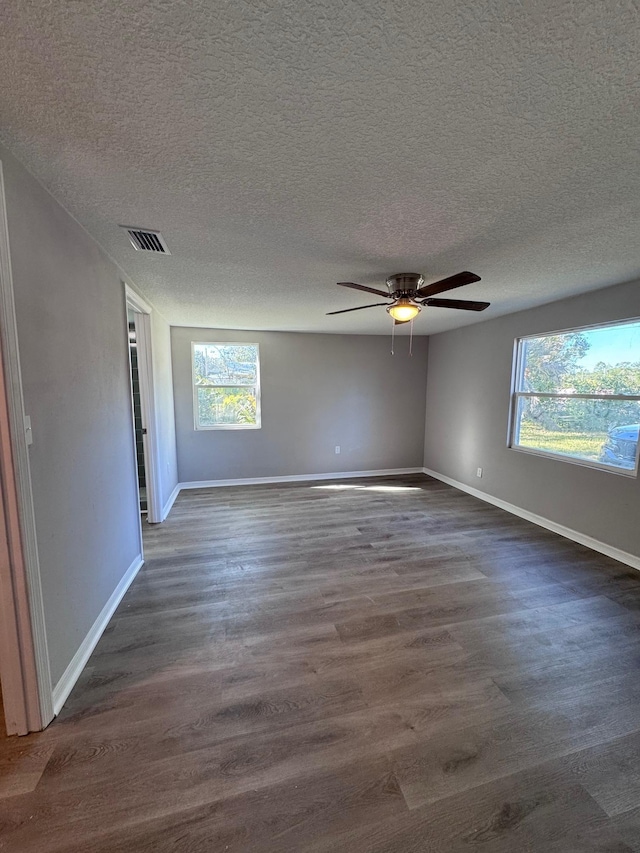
[518,420,606,460]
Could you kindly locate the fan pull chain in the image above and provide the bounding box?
[409,319,414,356]
[390,316,395,355]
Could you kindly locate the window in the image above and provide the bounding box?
[192,343,261,429]
[510,319,640,474]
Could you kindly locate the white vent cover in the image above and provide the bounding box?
[120,226,170,254]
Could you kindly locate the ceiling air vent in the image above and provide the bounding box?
[120,226,170,254]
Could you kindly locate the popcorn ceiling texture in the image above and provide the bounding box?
[0,0,639,334]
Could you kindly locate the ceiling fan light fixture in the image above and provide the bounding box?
[329,271,487,322]
[387,298,421,322]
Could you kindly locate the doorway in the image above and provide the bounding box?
[124,285,162,524]
[127,310,147,515]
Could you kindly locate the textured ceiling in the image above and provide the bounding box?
[1,0,639,334]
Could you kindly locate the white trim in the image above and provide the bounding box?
[0,161,53,728]
[124,283,153,315]
[422,467,640,572]
[51,554,144,716]
[161,483,180,520]
[179,467,424,489]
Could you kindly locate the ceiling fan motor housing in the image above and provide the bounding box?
[386,273,424,298]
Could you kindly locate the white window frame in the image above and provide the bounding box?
[192,342,261,430]
[508,318,640,477]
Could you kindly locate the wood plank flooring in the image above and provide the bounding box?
[2,473,640,851]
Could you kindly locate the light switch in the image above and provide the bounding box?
[24,415,33,446]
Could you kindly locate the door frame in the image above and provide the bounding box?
[0,160,52,733]
[0,350,43,734]
[124,284,163,524]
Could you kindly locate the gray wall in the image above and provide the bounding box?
[1,143,143,686]
[172,327,428,482]
[423,278,640,559]
[150,309,178,511]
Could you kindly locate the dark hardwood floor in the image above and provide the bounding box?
[2,473,640,851]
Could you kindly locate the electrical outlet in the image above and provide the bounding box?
[335,446,341,454]
[476,467,483,478]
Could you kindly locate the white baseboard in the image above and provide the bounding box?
[51,554,144,715]
[160,483,181,520]
[422,467,640,572]
[179,467,424,490]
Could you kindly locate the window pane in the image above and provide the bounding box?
[197,387,258,426]
[194,344,258,386]
[520,321,640,395]
[515,395,640,470]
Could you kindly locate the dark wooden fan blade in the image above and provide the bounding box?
[337,281,391,299]
[424,297,490,311]
[394,318,411,325]
[417,271,481,298]
[326,302,390,315]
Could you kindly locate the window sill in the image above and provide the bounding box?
[509,444,638,478]
[195,424,262,431]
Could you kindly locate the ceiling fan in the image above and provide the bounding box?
[327,271,489,324]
